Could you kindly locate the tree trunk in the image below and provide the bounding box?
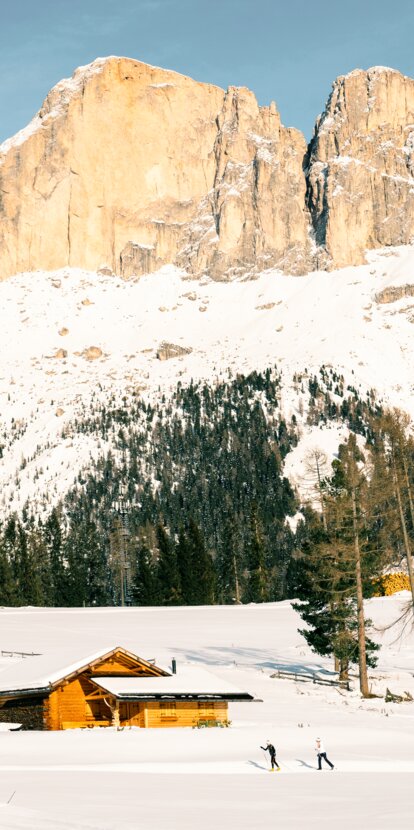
[233,554,241,604]
[351,488,370,697]
[315,456,328,533]
[339,657,349,682]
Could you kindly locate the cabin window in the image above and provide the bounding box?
[159,702,177,721]
[198,702,215,720]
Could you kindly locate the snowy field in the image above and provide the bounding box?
[2,243,414,514]
[0,595,413,829]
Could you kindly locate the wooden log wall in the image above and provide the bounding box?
[135,700,229,728]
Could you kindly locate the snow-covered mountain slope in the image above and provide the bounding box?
[1,243,414,514]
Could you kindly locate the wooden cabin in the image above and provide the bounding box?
[0,645,254,730]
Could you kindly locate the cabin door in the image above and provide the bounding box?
[120,702,142,726]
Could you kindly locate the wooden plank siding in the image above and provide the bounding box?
[47,685,229,730]
[135,701,229,728]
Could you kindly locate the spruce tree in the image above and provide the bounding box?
[186,519,215,605]
[133,538,160,605]
[244,506,269,603]
[44,508,66,606]
[156,524,181,605]
[0,534,18,606]
[293,436,382,695]
[176,527,194,604]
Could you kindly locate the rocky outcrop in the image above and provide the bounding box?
[156,342,192,361]
[374,284,414,304]
[0,57,311,282]
[1,59,414,282]
[307,67,414,269]
[178,86,311,277]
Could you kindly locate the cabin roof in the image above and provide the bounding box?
[0,645,168,696]
[91,667,255,701]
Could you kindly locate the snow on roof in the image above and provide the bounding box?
[0,645,158,694]
[92,667,254,699]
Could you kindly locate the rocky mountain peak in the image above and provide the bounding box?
[0,58,414,282]
[307,66,414,268]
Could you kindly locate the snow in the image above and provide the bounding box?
[3,245,414,513]
[92,667,253,698]
[0,596,413,827]
[283,423,350,503]
[342,66,401,81]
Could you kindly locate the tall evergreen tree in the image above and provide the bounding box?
[44,508,66,605]
[176,527,194,604]
[185,519,215,605]
[133,537,160,606]
[244,506,269,603]
[156,524,181,605]
[0,529,18,606]
[293,435,382,695]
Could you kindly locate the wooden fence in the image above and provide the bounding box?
[0,650,41,659]
[270,668,350,691]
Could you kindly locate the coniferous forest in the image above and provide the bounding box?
[1,363,414,672]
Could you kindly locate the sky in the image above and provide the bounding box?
[0,0,414,144]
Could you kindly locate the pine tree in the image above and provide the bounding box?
[176,527,194,604]
[44,508,66,605]
[185,519,215,605]
[133,537,160,605]
[244,506,269,603]
[292,509,378,681]
[156,524,181,605]
[216,519,242,604]
[0,529,18,606]
[293,435,382,694]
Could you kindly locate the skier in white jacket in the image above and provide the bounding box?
[315,737,334,770]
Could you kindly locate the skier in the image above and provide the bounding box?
[260,740,280,771]
[315,737,334,770]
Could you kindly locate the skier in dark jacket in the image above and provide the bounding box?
[260,740,280,771]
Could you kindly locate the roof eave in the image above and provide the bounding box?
[111,693,255,702]
[0,686,50,700]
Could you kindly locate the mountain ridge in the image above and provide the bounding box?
[1,57,413,282]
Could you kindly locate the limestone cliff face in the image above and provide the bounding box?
[1,59,414,282]
[307,67,414,269]
[179,86,311,278]
[0,56,311,281]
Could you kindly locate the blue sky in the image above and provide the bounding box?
[1,0,413,143]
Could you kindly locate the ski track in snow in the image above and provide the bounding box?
[1,243,414,515]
